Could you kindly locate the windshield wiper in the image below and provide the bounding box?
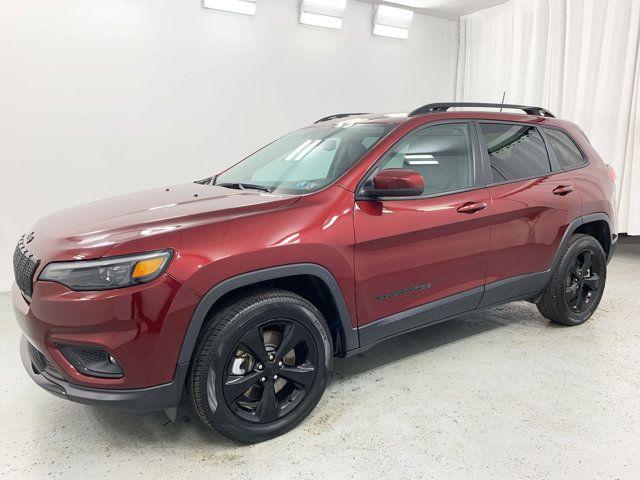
[194,176,215,185]
[217,182,271,193]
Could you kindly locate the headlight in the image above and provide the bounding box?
[39,250,173,291]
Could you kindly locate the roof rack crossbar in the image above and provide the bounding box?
[408,102,555,118]
[314,112,370,123]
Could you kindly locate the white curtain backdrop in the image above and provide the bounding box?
[456,0,640,234]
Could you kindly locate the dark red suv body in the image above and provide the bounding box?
[13,103,617,441]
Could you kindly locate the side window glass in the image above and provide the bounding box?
[369,123,474,197]
[544,128,587,169]
[480,123,551,182]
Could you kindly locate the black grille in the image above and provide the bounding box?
[27,342,48,371]
[27,342,63,380]
[75,348,109,365]
[13,235,40,297]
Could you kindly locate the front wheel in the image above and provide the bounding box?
[188,288,333,443]
[536,234,607,326]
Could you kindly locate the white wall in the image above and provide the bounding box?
[0,0,458,291]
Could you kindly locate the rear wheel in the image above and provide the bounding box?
[537,234,607,326]
[188,289,332,443]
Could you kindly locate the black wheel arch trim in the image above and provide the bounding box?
[553,213,614,268]
[177,263,359,366]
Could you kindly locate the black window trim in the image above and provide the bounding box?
[475,120,560,187]
[355,119,484,201]
[539,125,591,173]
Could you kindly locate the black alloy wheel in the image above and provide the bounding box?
[564,249,602,313]
[222,320,318,423]
[188,288,332,443]
[537,233,607,326]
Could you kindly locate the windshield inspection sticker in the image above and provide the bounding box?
[296,181,318,190]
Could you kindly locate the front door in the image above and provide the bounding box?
[353,122,493,344]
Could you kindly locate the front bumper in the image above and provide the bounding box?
[12,275,200,390]
[20,336,188,413]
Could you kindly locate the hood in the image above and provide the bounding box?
[25,183,300,261]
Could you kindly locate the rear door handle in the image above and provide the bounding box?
[553,185,574,196]
[457,202,487,214]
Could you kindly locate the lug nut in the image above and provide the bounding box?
[257,364,264,370]
[273,375,278,380]
[268,354,274,361]
[260,377,266,382]
[278,361,283,367]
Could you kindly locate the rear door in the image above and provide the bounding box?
[477,121,582,304]
[353,121,493,337]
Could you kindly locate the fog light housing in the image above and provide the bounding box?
[57,344,124,378]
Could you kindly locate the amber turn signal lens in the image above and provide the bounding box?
[132,257,165,278]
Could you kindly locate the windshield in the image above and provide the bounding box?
[214,122,394,194]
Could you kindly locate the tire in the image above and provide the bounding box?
[536,234,607,326]
[188,288,333,443]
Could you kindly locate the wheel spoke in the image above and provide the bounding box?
[275,323,306,362]
[224,371,262,402]
[568,262,580,279]
[279,363,316,389]
[257,383,279,422]
[575,289,586,310]
[239,329,268,364]
[581,251,593,272]
[583,273,600,291]
[565,283,579,303]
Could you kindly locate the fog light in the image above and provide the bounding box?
[57,344,124,378]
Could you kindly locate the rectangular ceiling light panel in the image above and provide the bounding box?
[373,4,413,39]
[300,0,347,29]
[203,0,256,16]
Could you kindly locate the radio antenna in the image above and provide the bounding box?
[499,91,506,112]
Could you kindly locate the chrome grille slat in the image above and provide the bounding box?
[13,235,40,297]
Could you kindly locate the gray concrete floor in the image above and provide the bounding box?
[1,238,639,479]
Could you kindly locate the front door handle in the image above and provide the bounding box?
[553,185,574,196]
[457,202,487,214]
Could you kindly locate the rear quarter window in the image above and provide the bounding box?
[479,123,551,182]
[543,128,587,169]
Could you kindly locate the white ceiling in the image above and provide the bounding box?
[357,0,508,19]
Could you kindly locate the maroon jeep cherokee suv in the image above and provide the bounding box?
[13,103,617,442]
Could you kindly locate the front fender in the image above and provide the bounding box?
[175,263,359,364]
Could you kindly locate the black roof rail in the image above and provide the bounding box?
[314,112,370,123]
[408,102,555,118]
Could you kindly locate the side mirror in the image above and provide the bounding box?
[361,168,424,198]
